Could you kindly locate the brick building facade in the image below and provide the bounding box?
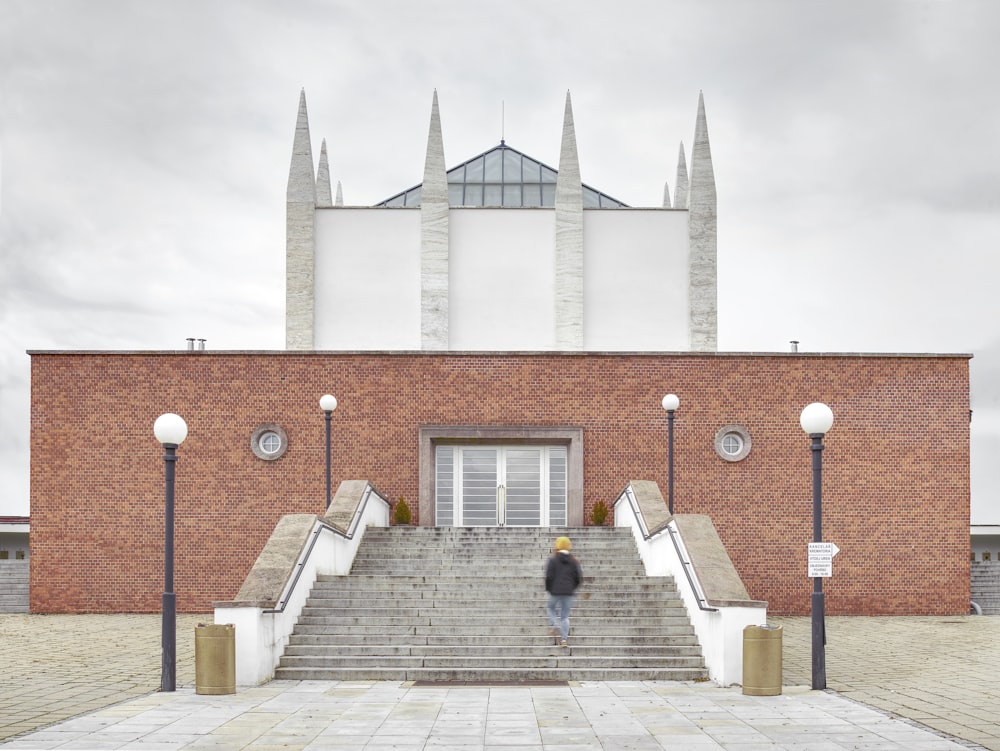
[29,350,970,616]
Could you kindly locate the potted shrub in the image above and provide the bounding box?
[591,500,609,526]
[393,496,412,526]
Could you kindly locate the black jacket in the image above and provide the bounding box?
[545,552,582,595]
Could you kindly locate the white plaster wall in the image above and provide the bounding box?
[314,208,421,349]
[314,207,690,352]
[449,209,556,350]
[583,210,689,351]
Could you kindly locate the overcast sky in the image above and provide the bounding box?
[2,0,999,521]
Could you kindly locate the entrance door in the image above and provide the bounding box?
[435,445,567,526]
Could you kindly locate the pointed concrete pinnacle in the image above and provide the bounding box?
[316,138,333,207]
[335,180,344,206]
[287,89,316,203]
[674,141,688,210]
[690,91,716,199]
[555,90,582,207]
[663,181,672,209]
[422,89,448,203]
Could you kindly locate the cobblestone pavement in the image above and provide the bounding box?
[772,615,1000,751]
[0,614,204,741]
[0,613,997,750]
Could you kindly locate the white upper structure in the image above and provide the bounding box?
[286,91,717,352]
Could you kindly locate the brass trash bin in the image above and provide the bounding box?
[742,624,782,696]
[195,623,235,695]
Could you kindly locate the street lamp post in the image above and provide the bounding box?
[153,412,188,693]
[800,401,834,691]
[661,394,680,515]
[320,394,338,509]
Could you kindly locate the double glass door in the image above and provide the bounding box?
[435,445,567,526]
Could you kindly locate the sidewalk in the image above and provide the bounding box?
[1,613,998,750]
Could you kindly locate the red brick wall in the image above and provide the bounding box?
[29,351,970,615]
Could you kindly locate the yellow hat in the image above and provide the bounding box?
[555,536,572,551]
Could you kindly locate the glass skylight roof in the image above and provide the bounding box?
[376,143,628,208]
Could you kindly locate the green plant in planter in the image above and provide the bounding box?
[394,496,412,526]
[591,500,609,527]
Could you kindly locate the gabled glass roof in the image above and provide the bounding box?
[376,142,629,208]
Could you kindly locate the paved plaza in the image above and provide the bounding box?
[0,613,998,750]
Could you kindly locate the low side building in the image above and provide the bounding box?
[27,350,970,616]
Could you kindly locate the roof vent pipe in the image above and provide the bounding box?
[197,339,206,351]
[186,338,195,351]
[790,340,799,353]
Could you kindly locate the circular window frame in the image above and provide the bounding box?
[714,424,752,462]
[251,424,289,461]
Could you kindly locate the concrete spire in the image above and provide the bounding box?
[420,89,450,349]
[335,180,344,206]
[287,89,316,203]
[663,181,672,209]
[673,142,688,210]
[286,88,316,349]
[554,90,584,350]
[687,91,718,351]
[316,138,333,208]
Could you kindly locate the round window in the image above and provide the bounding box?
[259,432,282,455]
[721,433,744,456]
[251,424,288,461]
[714,425,751,462]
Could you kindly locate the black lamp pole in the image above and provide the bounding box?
[800,401,833,691]
[320,395,337,509]
[161,442,178,692]
[324,409,333,509]
[662,394,679,515]
[810,430,827,690]
[667,410,676,515]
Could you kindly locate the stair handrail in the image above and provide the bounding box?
[265,520,329,614]
[266,482,387,614]
[618,483,716,611]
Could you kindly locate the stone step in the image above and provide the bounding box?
[303,595,679,607]
[278,654,705,670]
[287,631,698,645]
[291,623,696,637]
[273,666,708,682]
[314,575,669,588]
[295,614,692,627]
[302,600,687,616]
[283,644,703,657]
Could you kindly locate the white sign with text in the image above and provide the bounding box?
[808,542,840,578]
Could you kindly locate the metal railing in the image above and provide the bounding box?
[266,483,386,614]
[617,484,716,612]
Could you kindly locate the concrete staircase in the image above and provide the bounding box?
[275,526,707,682]
[972,560,1000,615]
[0,560,29,613]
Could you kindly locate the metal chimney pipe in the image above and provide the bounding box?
[197,339,206,351]
[186,338,195,352]
[790,340,799,353]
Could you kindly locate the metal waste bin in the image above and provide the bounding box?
[742,624,782,696]
[195,623,236,695]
